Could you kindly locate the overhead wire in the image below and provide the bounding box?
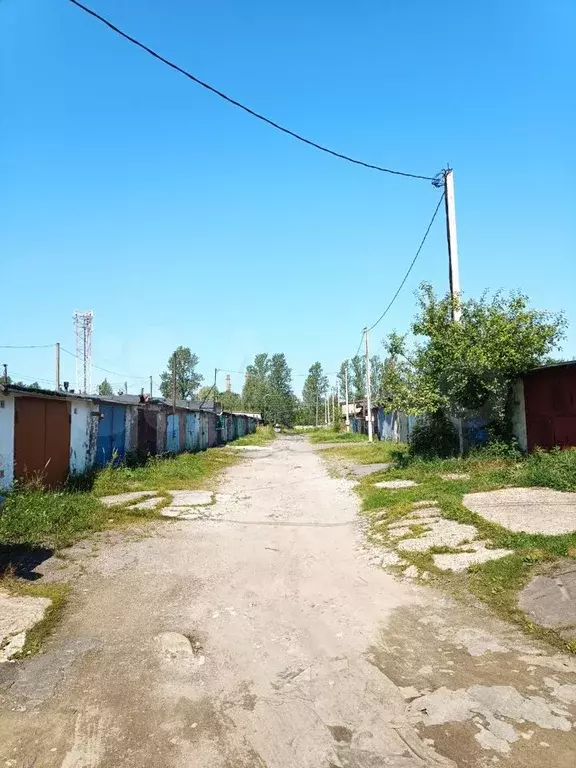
[0,344,54,349]
[367,191,445,332]
[67,0,435,182]
[60,346,149,380]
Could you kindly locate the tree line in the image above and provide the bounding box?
[95,283,567,438]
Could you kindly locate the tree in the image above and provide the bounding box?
[267,353,295,426]
[242,353,270,414]
[159,346,203,400]
[302,362,328,426]
[383,283,567,437]
[350,355,366,400]
[219,390,243,411]
[370,355,382,402]
[98,378,113,396]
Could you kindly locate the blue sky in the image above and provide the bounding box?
[1,0,574,395]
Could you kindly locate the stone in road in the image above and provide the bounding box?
[1,438,575,767]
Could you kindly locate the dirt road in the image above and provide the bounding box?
[1,437,575,767]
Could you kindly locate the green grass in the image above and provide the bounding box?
[341,446,576,651]
[92,446,239,495]
[230,425,276,447]
[321,440,401,463]
[0,446,242,549]
[308,428,368,444]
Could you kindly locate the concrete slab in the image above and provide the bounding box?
[463,487,576,535]
[434,547,514,572]
[129,497,163,510]
[100,491,157,507]
[518,564,576,641]
[349,463,391,477]
[0,590,52,662]
[397,519,478,553]
[169,490,213,507]
[374,480,419,489]
[160,507,182,518]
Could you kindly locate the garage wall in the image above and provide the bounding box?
[0,394,15,488]
[70,400,92,474]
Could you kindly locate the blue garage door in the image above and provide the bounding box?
[166,413,180,453]
[185,413,199,452]
[96,405,126,466]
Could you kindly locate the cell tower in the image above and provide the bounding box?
[73,311,93,394]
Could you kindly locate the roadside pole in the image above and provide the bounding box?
[364,328,373,443]
[171,359,176,413]
[344,362,350,432]
[336,381,340,427]
[55,342,61,391]
[315,389,319,427]
[149,375,153,397]
[444,168,464,453]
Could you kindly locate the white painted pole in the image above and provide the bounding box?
[444,169,461,323]
[445,168,464,454]
[364,328,373,442]
[344,362,350,432]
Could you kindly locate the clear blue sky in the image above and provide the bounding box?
[1,0,574,395]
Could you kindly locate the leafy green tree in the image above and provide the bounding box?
[267,353,295,426]
[302,362,328,426]
[350,355,365,400]
[242,353,270,414]
[370,355,382,402]
[382,283,567,437]
[98,378,113,396]
[159,346,203,400]
[219,390,243,411]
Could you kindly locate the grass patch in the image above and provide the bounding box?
[1,575,69,658]
[321,441,402,464]
[92,446,239,496]
[308,428,368,444]
[1,447,242,549]
[231,425,276,447]
[336,446,576,651]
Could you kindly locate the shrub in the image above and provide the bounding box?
[409,411,459,459]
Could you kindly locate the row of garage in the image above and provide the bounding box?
[0,385,259,488]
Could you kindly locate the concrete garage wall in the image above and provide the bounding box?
[70,400,93,474]
[0,394,15,488]
[510,378,528,452]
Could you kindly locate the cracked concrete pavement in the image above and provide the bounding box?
[0,437,575,767]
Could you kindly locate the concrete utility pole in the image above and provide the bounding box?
[55,342,61,391]
[124,381,128,395]
[444,168,464,453]
[364,328,373,442]
[149,375,153,397]
[172,358,176,413]
[315,389,319,427]
[336,381,340,426]
[344,362,350,432]
[2,364,7,385]
[444,169,461,322]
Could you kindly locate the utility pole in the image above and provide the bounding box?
[444,167,464,453]
[444,168,461,322]
[55,342,61,391]
[2,364,7,385]
[336,380,340,427]
[344,362,350,432]
[171,357,176,413]
[124,381,128,395]
[364,328,373,442]
[315,388,319,427]
[149,375,153,397]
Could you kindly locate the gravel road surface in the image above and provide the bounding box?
[1,437,575,767]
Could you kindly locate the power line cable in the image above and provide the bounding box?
[367,191,445,332]
[0,344,54,349]
[68,0,435,182]
[60,346,149,380]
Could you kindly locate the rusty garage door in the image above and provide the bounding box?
[14,396,70,487]
[524,364,576,451]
